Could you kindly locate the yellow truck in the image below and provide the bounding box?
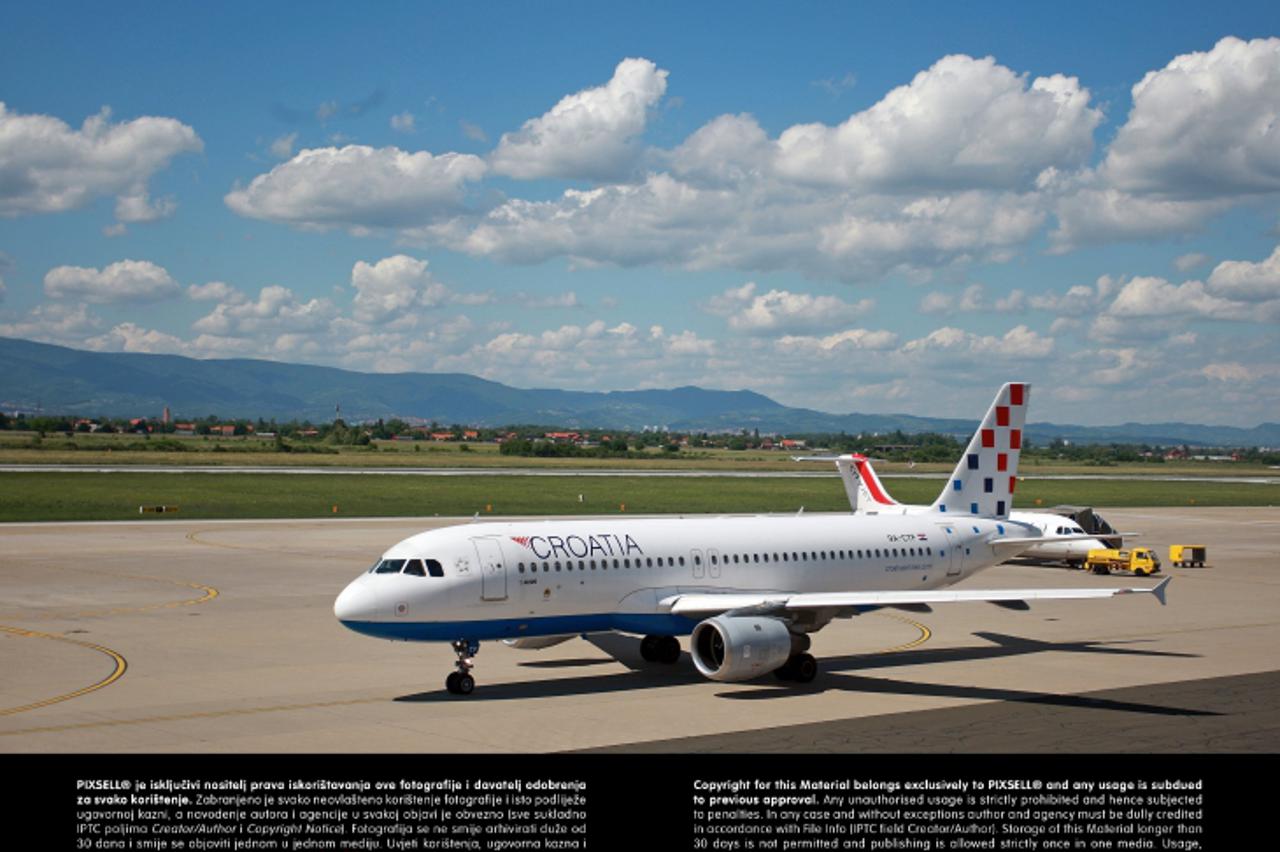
[1170,545,1207,568]
[1083,547,1161,576]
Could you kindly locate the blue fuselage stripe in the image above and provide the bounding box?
[339,612,702,642]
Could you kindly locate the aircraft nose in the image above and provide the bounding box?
[334,580,379,623]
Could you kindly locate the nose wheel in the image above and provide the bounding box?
[446,639,480,695]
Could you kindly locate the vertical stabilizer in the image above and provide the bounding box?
[930,383,1029,519]
[850,454,901,512]
[833,456,861,512]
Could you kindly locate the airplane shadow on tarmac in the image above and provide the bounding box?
[394,630,1212,717]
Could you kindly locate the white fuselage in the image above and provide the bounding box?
[334,512,1034,644]
[1011,512,1109,563]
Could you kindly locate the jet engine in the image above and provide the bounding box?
[502,634,576,650]
[689,616,800,682]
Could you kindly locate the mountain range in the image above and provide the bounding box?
[1,336,1276,447]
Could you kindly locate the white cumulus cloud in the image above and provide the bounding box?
[489,57,668,181]
[705,282,874,334]
[224,144,487,230]
[43,259,181,303]
[774,54,1100,192]
[349,254,490,323]
[192,284,336,336]
[1206,245,1280,301]
[0,103,201,222]
[1101,37,1280,199]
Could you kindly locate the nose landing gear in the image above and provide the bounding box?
[445,639,480,695]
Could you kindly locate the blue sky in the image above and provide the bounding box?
[2,1,1278,425]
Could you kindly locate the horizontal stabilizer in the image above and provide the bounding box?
[989,533,1110,557]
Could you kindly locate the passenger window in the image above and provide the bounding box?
[678,556,685,566]
[426,559,444,578]
[555,561,562,572]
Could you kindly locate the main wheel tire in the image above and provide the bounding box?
[639,635,660,662]
[657,636,681,664]
[791,653,818,684]
[455,673,475,695]
[446,672,461,694]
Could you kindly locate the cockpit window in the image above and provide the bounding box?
[375,559,406,574]
[403,559,426,577]
[425,559,444,578]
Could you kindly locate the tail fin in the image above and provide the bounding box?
[795,454,899,513]
[931,382,1029,520]
[850,454,900,511]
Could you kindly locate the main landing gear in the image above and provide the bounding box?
[639,634,682,664]
[445,639,480,695]
[774,652,818,683]
[775,633,817,684]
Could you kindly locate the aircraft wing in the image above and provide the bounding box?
[660,577,1169,617]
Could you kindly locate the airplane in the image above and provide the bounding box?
[822,452,1113,567]
[334,383,1168,695]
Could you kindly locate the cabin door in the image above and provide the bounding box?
[937,525,962,577]
[690,548,705,580]
[473,537,508,601]
[707,547,722,579]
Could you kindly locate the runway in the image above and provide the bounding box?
[3,463,1277,484]
[1,507,1277,753]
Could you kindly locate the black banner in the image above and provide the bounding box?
[9,753,1266,850]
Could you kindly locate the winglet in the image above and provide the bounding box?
[1151,576,1171,606]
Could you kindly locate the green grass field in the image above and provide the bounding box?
[1,431,1275,478]
[0,471,1274,522]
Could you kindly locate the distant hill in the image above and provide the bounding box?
[1,336,1276,446]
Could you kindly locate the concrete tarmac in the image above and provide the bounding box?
[1,507,1276,753]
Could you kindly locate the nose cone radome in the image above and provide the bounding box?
[334,580,379,624]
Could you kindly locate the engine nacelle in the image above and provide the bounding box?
[502,634,576,650]
[690,616,796,682]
